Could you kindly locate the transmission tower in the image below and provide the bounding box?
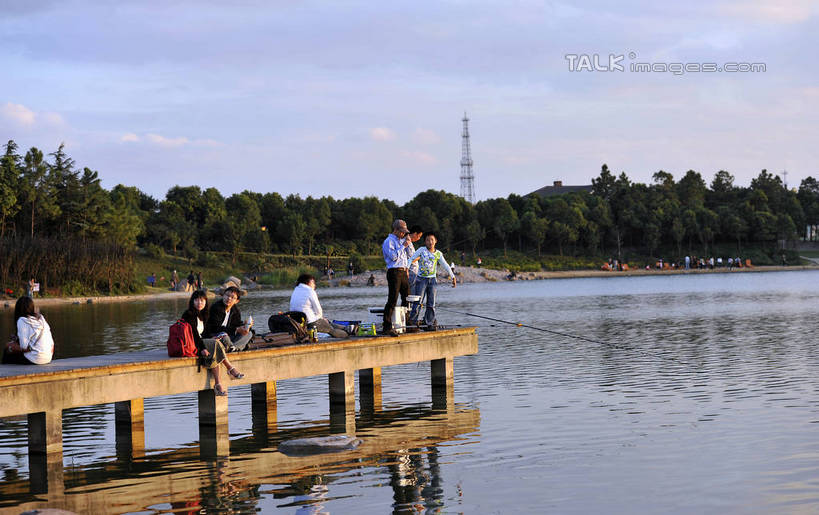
[460,112,476,204]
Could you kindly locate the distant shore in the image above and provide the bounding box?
[340,264,818,287]
[3,264,816,308]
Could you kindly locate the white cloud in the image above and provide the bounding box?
[1,102,36,126]
[400,150,438,165]
[145,133,190,147]
[715,0,817,23]
[412,128,440,145]
[370,127,396,141]
[120,132,140,142]
[41,111,65,126]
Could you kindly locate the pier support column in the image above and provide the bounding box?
[198,389,229,457]
[28,410,63,494]
[431,357,454,411]
[251,381,277,440]
[115,398,145,459]
[359,367,382,414]
[329,370,356,435]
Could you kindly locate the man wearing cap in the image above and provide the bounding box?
[381,219,413,336]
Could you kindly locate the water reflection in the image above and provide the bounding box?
[0,405,479,513]
[3,271,819,512]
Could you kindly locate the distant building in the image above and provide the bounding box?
[528,180,593,198]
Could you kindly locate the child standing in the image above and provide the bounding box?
[408,232,456,330]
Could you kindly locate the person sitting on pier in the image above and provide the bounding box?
[183,290,243,396]
[3,296,54,365]
[289,274,349,338]
[205,286,253,351]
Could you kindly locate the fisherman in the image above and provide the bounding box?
[289,274,349,338]
[381,219,413,336]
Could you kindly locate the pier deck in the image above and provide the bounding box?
[0,327,478,493]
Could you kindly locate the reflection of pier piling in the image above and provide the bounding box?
[0,327,477,494]
[0,405,481,513]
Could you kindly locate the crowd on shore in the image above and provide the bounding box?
[602,255,758,272]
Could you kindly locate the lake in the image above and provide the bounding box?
[2,270,819,513]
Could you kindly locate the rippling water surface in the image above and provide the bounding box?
[2,270,819,513]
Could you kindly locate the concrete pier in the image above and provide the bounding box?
[0,327,477,492]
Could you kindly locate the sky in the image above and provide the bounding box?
[1,0,817,204]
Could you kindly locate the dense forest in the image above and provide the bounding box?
[2,139,818,269]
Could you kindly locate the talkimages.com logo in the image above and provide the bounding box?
[565,52,766,75]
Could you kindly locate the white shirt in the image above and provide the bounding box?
[289,283,323,324]
[17,314,55,365]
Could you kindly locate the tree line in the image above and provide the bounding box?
[2,140,818,265]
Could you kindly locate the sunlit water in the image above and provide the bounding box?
[2,270,819,513]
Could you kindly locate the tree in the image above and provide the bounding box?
[49,143,81,235]
[521,211,549,256]
[592,163,616,202]
[464,219,484,257]
[19,147,60,237]
[278,212,306,256]
[104,195,143,248]
[224,193,262,262]
[0,141,21,237]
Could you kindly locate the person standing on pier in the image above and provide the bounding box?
[407,225,424,289]
[205,286,253,351]
[182,290,243,396]
[381,219,413,336]
[408,232,456,330]
[3,296,54,365]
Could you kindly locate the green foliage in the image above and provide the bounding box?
[144,243,164,259]
[1,138,815,292]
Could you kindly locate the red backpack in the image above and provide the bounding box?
[167,319,197,357]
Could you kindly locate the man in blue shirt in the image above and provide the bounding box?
[381,219,413,336]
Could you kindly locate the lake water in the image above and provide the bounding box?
[2,270,819,513]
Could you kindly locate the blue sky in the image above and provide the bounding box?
[1,1,817,203]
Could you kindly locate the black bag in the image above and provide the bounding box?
[267,312,309,343]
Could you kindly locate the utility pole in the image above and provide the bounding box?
[459,112,476,204]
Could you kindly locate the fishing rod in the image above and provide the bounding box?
[436,306,691,365]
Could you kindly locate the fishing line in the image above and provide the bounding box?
[436,306,691,366]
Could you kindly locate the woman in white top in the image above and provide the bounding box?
[3,296,54,365]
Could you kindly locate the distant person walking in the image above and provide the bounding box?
[196,271,203,290]
[3,296,54,365]
[381,219,413,336]
[26,278,35,298]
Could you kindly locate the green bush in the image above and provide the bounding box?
[144,243,164,259]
